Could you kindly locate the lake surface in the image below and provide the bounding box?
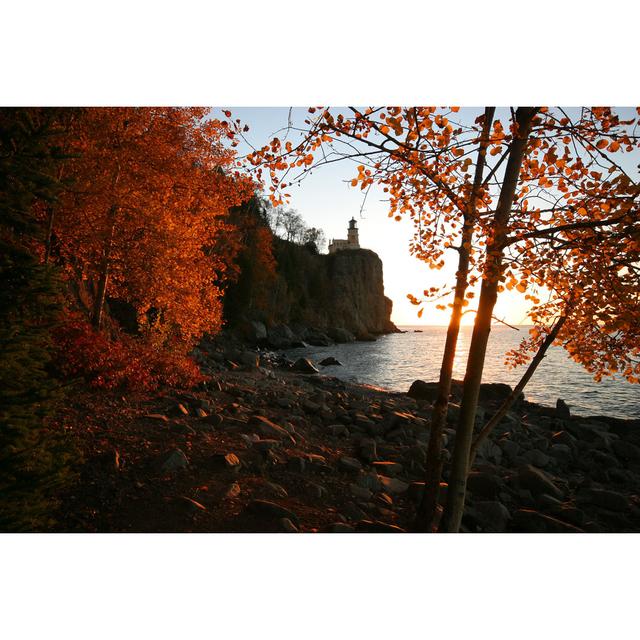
[284,325,640,419]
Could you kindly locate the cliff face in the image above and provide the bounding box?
[226,237,398,339]
[324,248,397,336]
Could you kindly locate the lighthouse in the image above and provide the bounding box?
[328,217,361,254]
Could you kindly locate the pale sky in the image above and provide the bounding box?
[212,107,637,326]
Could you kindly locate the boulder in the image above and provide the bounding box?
[280,518,299,533]
[377,475,409,495]
[512,509,583,533]
[576,488,630,512]
[208,452,241,471]
[350,483,373,501]
[355,520,406,533]
[469,500,511,532]
[612,439,640,463]
[478,383,520,406]
[371,461,404,477]
[238,351,259,368]
[517,464,563,498]
[161,448,189,474]
[327,523,356,533]
[304,328,333,346]
[327,327,356,343]
[339,456,363,472]
[466,471,503,499]
[521,449,551,468]
[267,323,297,348]
[556,398,571,420]
[407,380,440,403]
[319,356,343,367]
[249,415,296,443]
[246,500,300,525]
[237,318,267,344]
[291,358,319,374]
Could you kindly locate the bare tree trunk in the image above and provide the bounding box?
[439,107,537,533]
[468,313,568,466]
[91,205,117,329]
[44,205,55,265]
[414,107,495,532]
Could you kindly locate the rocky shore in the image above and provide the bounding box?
[55,343,640,533]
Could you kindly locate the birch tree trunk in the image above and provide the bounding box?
[439,107,538,533]
[91,205,117,329]
[414,107,495,532]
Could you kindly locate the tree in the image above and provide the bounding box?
[302,226,326,253]
[245,105,640,532]
[0,108,73,531]
[51,108,254,346]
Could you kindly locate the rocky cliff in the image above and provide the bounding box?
[225,237,398,344]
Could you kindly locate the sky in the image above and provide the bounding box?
[211,107,638,327]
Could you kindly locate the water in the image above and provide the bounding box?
[284,325,640,420]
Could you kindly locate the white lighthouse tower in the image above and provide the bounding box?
[328,217,361,254]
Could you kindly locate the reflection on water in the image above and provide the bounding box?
[284,325,640,420]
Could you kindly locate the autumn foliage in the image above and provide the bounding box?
[53,315,205,391]
[48,107,254,346]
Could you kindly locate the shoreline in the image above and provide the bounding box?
[50,348,640,533]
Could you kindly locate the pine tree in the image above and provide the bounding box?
[0,108,72,531]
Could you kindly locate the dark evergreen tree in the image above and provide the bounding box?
[0,108,73,531]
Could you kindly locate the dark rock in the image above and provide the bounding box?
[466,471,503,499]
[479,383,520,406]
[304,328,333,346]
[237,318,267,344]
[327,523,355,533]
[350,483,373,501]
[500,439,521,461]
[355,471,383,492]
[145,413,169,422]
[556,398,571,420]
[576,488,630,512]
[175,403,189,416]
[549,444,573,462]
[327,327,356,343]
[302,399,321,413]
[224,482,241,499]
[246,500,300,525]
[521,449,551,468]
[253,439,281,453]
[291,358,319,374]
[355,520,406,533]
[407,482,426,504]
[371,461,403,477]
[249,415,296,443]
[161,448,189,473]
[407,380,440,403]
[512,508,583,533]
[339,456,363,472]
[238,351,259,368]
[178,496,207,515]
[446,403,461,424]
[360,438,378,462]
[267,323,297,348]
[517,464,563,498]
[377,475,409,495]
[469,500,511,532]
[612,439,640,463]
[287,456,306,473]
[552,430,577,448]
[208,452,241,471]
[280,518,299,533]
[319,357,343,367]
[201,413,223,427]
